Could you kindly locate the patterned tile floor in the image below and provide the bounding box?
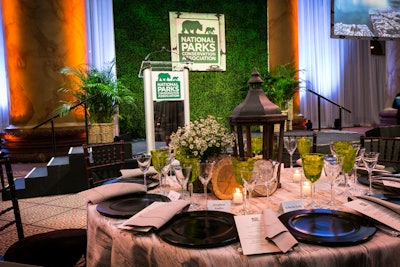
[0,192,87,256]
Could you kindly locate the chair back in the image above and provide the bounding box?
[360,136,400,172]
[0,157,24,240]
[82,141,125,188]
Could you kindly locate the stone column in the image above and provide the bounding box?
[1,0,88,161]
[268,0,305,129]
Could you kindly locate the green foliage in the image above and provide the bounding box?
[56,62,136,123]
[262,63,300,110]
[113,0,268,136]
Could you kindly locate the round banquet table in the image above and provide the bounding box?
[86,167,400,267]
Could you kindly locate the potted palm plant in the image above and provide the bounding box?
[56,61,136,143]
[263,62,300,111]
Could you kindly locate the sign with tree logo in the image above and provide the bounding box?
[151,71,184,101]
[169,12,226,71]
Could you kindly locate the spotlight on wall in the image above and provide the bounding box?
[370,40,385,56]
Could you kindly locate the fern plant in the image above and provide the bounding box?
[56,61,136,123]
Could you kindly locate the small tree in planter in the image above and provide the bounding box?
[56,61,136,143]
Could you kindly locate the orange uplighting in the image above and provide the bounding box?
[1,0,88,126]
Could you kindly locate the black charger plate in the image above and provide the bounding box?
[157,210,238,248]
[279,209,376,246]
[97,193,170,218]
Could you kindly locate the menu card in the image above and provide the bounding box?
[345,196,400,232]
[234,209,297,255]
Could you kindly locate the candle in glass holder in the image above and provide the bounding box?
[232,188,243,204]
[301,181,312,197]
[293,169,301,182]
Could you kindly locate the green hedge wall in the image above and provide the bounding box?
[113,0,268,137]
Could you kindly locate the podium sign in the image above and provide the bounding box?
[152,71,185,101]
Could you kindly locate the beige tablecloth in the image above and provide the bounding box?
[86,168,400,267]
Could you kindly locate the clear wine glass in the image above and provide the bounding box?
[324,154,343,208]
[302,153,324,208]
[284,136,297,173]
[198,161,215,203]
[136,154,152,187]
[172,163,192,199]
[363,152,380,195]
[256,160,276,208]
[352,145,365,194]
[240,169,258,214]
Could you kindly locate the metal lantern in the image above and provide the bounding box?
[227,68,287,187]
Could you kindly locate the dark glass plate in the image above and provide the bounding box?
[358,176,400,194]
[368,194,400,205]
[157,210,238,248]
[279,209,376,246]
[104,174,159,190]
[96,193,170,218]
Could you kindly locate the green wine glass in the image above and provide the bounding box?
[302,153,324,208]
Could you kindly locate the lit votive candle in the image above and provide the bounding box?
[301,181,312,197]
[293,169,301,183]
[232,188,243,204]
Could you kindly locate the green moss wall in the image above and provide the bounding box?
[113,0,267,137]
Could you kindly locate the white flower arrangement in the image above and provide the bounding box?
[169,115,235,160]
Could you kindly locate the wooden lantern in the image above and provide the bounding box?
[227,68,287,187]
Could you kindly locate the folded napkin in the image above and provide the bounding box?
[348,195,400,215]
[78,183,147,204]
[121,200,189,232]
[120,167,158,178]
[262,209,298,253]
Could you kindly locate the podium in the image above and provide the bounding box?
[139,59,192,153]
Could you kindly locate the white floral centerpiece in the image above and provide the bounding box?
[169,115,235,161]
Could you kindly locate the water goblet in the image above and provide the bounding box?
[302,153,324,208]
[363,152,380,195]
[198,161,215,203]
[297,136,312,157]
[284,136,297,173]
[136,154,152,187]
[324,154,344,208]
[240,169,258,214]
[172,164,192,199]
[256,160,277,208]
[331,141,359,196]
[150,148,171,195]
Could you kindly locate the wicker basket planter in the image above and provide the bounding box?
[88,123,114,144]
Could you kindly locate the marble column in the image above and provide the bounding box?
[267,0,305,129]
[1,0,87,161]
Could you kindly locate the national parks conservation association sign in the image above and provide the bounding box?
[151,71,184,101]
[169,12,226,71]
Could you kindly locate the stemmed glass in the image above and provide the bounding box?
[284,136,297,173]
[331,141,359,196]
[151,148,173,195]
[324,154,344,208]
[136,154,152,187]
[363,152,380,195]
[172,164,192,199]
[240,169,258,214]
[351,146,365,194]
[302,153,324,208]
[256,160,276,208]
[297,137,312,157]
[198,161,215,203]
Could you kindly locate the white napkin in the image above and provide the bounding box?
[78,183,147,204]
[121,200,190,232]
[262,209,298,253]
[348,195,400,215]
[120,167,158,178]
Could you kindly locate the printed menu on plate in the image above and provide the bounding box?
[234,214,281,255]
